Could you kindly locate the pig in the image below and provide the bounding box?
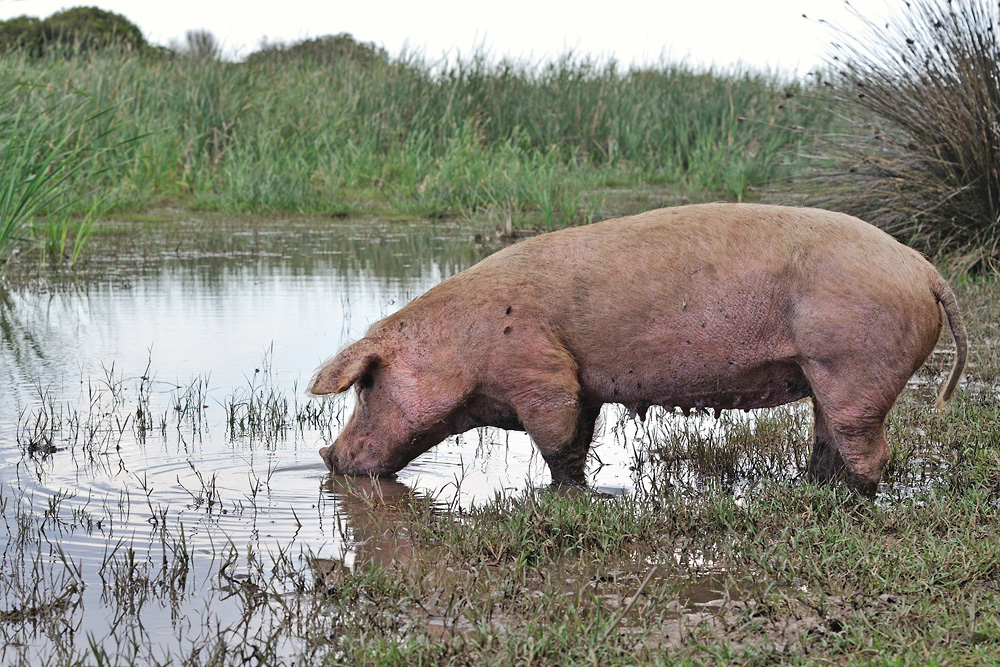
[309,203,967,496]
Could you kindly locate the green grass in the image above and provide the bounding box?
[0,81,103,264]
[0,47,825,232]
[8,11,1000,268]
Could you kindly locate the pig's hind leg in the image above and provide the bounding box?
[802,363,894,498]
[806,400,854,487]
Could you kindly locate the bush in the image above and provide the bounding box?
[245,33,388,67]
[0,6,146,56]
[0,16,44,56]
[44,6,146,52]
[816,0,1000,271]
[181,30,222,60]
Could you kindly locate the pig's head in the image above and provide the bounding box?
[308,337,448,477]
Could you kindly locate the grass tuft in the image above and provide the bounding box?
[815,0,1000,270]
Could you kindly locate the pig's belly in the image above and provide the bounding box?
[582,360,811,415]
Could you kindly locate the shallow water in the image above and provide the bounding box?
[5,216,706,660]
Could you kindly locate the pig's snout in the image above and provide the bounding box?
[319,443,358,475]
[320,444,357,475]
[319,446,334,472]
[319,439,403,477]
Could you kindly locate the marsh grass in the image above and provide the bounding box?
[0,47,823,232]
[630,406,814,496]
[224,365,290,444]
[0,82,108,265]
[38,196,104,267]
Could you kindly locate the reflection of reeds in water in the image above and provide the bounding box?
[0,288,47,376]
[0,216,498,290]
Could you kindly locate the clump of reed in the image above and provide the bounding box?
[815,0,1000,271]
[0,81,108,266]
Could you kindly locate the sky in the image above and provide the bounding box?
[0,0,894,73]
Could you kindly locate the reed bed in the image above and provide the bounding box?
[0,81,108,264]
[0,47,820,230]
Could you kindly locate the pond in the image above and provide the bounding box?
[4,215,726,661]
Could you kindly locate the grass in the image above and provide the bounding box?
[0,81,107,265]
[1,270,998,665]
[0,46,824,235]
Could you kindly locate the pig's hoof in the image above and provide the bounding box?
[846,475,880,500]
[548,478,588,493]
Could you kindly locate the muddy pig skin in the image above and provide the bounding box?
[309,203,967,496]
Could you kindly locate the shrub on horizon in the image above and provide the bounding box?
[245,33,388,67]
[0,16,44,56]
[0,6,146,57]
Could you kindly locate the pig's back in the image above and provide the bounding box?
[462,203,935,409]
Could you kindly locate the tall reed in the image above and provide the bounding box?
[0,80,105,263]
[0,46,822,227]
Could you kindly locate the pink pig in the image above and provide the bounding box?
[309,203,967,496]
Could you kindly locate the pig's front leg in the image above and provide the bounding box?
[517,392,600,487]
[542,404,601,486]
[503,337,597,486]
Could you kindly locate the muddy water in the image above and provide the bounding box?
[6,216,745,659]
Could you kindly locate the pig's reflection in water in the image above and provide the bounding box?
[317,474,436,573]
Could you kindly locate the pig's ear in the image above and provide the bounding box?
[308,341,381,395]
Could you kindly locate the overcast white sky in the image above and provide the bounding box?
[0,0,894,73]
